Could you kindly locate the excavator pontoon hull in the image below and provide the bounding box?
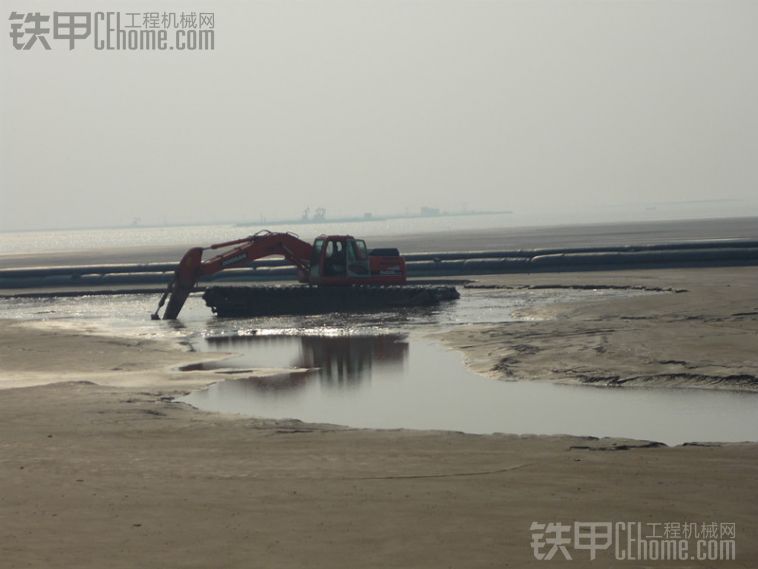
[202,285,459,317]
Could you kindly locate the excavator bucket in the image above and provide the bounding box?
[153,247,204,320]
[162,281,193,320]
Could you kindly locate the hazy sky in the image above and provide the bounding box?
[2,0,757,231]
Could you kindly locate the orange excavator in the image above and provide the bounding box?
[151,230,410,320]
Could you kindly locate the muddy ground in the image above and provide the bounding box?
[1,266,757,567]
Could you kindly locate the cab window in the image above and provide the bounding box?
[323,239,347,276]
[347,239,370,277]
[310,239,324,278]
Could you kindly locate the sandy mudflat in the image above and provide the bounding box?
[1,266,758,567]
[440,267,758,391]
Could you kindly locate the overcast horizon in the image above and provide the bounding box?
[2,0,757,232]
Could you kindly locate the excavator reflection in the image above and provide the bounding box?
[200,333,409,392]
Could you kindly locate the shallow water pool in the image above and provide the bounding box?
[181,333,758,446]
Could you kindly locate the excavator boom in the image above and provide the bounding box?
[154,231,314,320]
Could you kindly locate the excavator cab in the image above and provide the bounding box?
[311,236,371,282]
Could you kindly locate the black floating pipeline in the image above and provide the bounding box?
[2,240,758,291]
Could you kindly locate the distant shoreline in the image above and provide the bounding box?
[3,212,755,237]
[235,209,514,228]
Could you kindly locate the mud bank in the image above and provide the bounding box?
[1,266,758,567]
[439,267,758,391]
[1,324,758,567]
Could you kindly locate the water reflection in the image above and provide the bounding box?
[182,337,758,445]
[197,334,408,391]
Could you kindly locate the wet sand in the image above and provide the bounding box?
[439,267,758,391]
[1,266,758,567]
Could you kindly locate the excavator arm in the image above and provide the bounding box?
[152,231,314,320]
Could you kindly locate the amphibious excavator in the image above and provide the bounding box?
[151,230,458,319]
